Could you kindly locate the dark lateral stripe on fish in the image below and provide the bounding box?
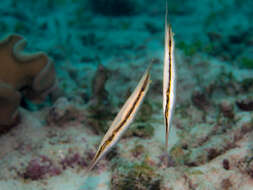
[164,26,173,148]
[92,71,150,162]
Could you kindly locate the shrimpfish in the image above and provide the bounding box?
[163,8,176,151]
[88,67,151,171]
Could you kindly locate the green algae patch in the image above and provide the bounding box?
[188,169,204,176]
[241,78,253,92]
[241,57,253,69]
[169,144,192,165]
[130,144,145,157]
[111,160,162,190]
[124,100,155,138]
[125,123,154,138]
[177,40,207,57]
[86,104,115,134]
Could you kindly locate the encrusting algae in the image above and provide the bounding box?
[111,160,162,190]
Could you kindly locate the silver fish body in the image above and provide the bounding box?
[88,67,151,171]
[163,19,176,150]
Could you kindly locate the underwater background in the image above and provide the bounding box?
[0,0,252,189]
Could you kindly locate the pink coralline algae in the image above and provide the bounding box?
[23,156,61,180]
[60,152,88,170]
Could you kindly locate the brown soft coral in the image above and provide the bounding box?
[0,34,55,126]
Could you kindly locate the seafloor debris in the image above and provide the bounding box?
[47,97,80,126]
[222,159,230,170]
[0,34,55,127]
[220,100,234,119]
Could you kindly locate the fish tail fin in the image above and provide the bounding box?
[142,63,152,85]
[87,157,97,172]
[165,131,169,151]
[147,62,153,71]
[164,131,170,167]
[165,1,174,36]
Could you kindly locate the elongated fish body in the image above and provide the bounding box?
[163,19,176,150]
[88,67,151,171]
